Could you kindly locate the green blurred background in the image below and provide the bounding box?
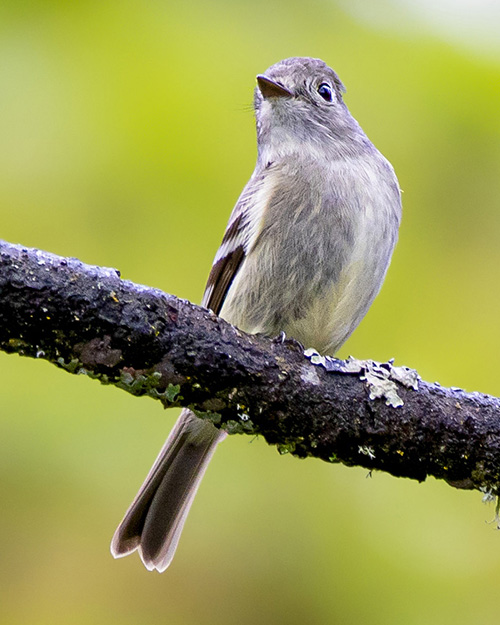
[1,1,500,623]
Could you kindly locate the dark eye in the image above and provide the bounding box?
[317,82,333,102]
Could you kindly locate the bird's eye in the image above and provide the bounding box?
[317,82,333,102]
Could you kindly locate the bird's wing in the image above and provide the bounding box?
[201,170,270,314]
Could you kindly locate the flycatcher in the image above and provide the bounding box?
[111,56,402,572]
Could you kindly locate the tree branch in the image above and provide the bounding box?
[1,239,499,496]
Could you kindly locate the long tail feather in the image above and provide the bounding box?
[111,409,225,572]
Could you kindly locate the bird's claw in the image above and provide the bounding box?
[273,331,304,352]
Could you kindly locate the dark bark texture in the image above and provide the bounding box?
[1,239,499,496]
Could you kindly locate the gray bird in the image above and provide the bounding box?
[111,56,402,572]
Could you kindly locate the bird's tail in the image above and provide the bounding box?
[111,409,225,572]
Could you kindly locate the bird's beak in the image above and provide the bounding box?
[256,75,293,99]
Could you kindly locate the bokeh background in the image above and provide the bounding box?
[1,1,500,623]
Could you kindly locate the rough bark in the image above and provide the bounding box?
[1,239,499,497]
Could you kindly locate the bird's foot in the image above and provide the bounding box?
[272,331,304,352]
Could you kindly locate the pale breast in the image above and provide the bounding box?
[220,153,401,355]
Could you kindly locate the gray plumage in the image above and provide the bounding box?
[111,56,402,572]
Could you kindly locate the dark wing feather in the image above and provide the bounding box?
[203,244,245,315]
[201,170,270,314]
[202,208,246,314]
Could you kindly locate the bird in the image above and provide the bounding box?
[111,56,402,572]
